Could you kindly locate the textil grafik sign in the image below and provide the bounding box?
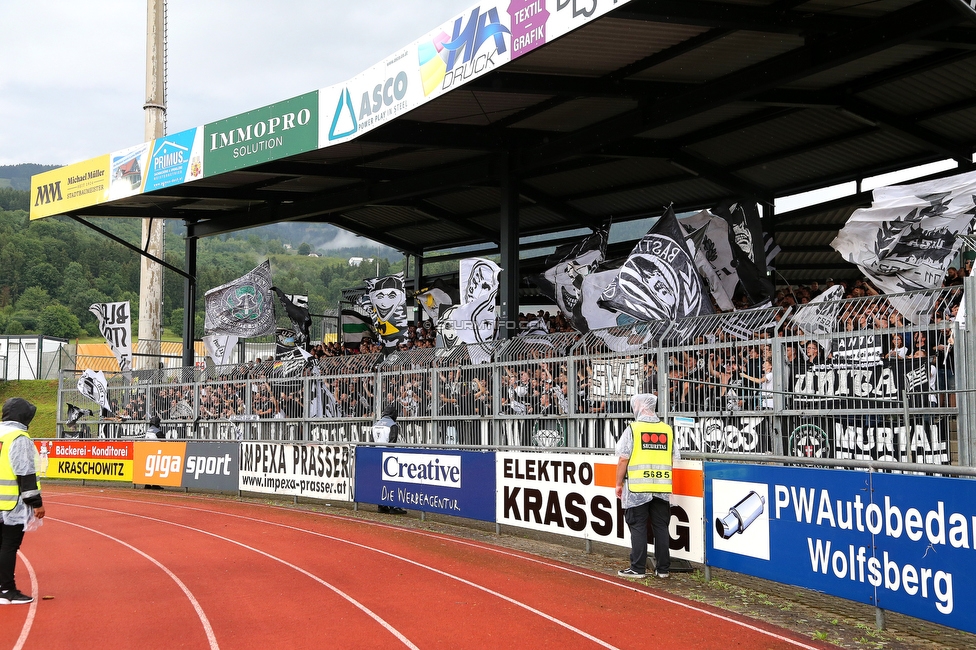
[204,92,318,176]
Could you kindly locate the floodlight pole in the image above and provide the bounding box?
[139,0,167,369]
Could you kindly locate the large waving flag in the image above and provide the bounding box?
[89,301,133,374]
[205,261,276,338]
[534,228,607,332]
[453,258,501,345]
[832,170,976,322]
[365,272,408,351]
[600,206,714,323]
[679,211,736,312]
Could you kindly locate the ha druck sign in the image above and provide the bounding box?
[705,463,976,634]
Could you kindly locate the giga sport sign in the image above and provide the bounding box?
[132,441,239,490]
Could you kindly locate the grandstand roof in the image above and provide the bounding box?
[36,0,976,284]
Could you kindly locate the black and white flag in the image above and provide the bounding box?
[89,301,132,374]
[715,201,775,305]
[679,211,736,311]
[77,369,111,412]
[831,170,976,323]
[66,403,94,427]
[365,272,408,351]
[792,284,846,336]
[203,333,238,367]
[453,257,501,346]
[600,206,714,324]
[204,260,276,338]
[415,279,453,324]
[272,287,312,348]
[534,228,607,332]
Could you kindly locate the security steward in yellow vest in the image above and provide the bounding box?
[615,393,676,580]
[0,398,45,605]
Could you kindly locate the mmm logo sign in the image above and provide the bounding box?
[34,181,63,206]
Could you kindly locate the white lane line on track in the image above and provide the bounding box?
[12,551,38,650]
[52,499,620,650]
[48,517,220,650]
[53,491,822,650]
[49,507,419,650]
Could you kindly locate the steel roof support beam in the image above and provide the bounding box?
[499,151,520,339]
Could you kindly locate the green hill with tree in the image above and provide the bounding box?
[0,187,442,341]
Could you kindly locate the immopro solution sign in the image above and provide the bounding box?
[204,92,318,176]
[706,463,976,634]
[355,447,495,521]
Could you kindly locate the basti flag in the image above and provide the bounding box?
[600,206,714,324]
[204,260,276,338]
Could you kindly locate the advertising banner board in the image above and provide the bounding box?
[497,452,704,563]
[30,155,111,220]
[356,447,495,521]
[132,441,239,490]
[706,463,976,633]
[239,442,352,501]
[35,439,132,482]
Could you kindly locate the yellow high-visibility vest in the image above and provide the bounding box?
[0,425,29,511]
[627,421,673,493]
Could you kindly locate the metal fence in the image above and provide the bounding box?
[56,285,969,467]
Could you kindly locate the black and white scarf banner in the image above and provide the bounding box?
[365,272,407,350]
[77,369,111,412]
[791,284,847,336]
[535,228,607,332]
[831,170,976,322]
[600,206,714,325]
[89,301,132,374]
[203,333,238,366]
[679,211,736,311]
[204,260,276,338]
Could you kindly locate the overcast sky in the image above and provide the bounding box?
[0,0,475,166]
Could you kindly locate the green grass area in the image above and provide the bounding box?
[0,380,59,439]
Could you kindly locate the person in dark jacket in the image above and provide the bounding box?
[0,398,45,604]
[372,404,406,515]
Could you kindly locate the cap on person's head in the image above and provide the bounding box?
[630,393,659,422]
[2,398,37,426]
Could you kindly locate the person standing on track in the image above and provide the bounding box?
[371,403,407,515]
[0,397,46,604]
[615,393,676,580]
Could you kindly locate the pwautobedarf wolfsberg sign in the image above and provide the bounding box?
[706,462,976,634]
[204,92,318,176]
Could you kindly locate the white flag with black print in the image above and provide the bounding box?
[679,211,736,312]
[205,260,277,337]
[203,333,238,367]
[791,285,846,336]
[77,369,111,412]
[831,170,976,323]
[452,258,501,346]
[89,301,133,374]
[534,228,607,332]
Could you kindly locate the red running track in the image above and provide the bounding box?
[0,485,831,649]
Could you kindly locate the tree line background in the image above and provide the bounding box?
[0,182,432,342]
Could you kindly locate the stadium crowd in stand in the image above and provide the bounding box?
[77,266,966,441]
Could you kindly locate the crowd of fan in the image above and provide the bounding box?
[73,266,968,439]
